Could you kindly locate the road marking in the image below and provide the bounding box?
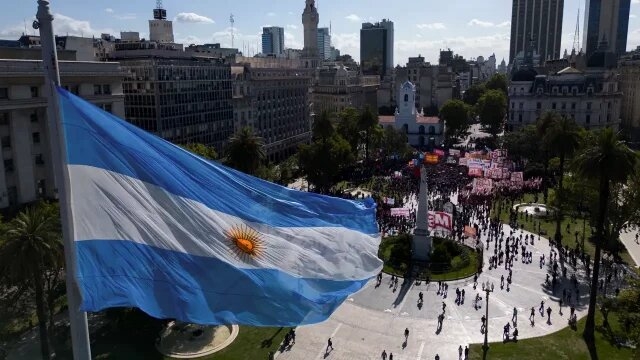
[416,341,425,360]
[315,323,342,360]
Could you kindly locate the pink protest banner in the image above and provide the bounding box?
[511,172,524,183]
[434,149,446,156]
[428,211,453,232]
[449,149,461,157]
[458,157,468,166]
[390,208,411,217]
[468,166,483,177]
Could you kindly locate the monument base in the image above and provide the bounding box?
[412,231,432,262]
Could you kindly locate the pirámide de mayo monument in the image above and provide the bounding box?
[412,166,433,261]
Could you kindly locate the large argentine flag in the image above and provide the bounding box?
[57,88,382,326]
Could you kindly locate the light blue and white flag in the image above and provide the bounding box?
[57,88,382,326]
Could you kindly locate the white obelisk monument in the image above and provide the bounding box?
[412,165,432,261]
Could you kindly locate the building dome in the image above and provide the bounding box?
[511,67,538,82]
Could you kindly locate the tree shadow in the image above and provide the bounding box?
[261,327,283,348]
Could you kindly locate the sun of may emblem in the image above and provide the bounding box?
[227,224,264,260]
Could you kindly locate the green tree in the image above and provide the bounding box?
[502,124,543,165]
[614,269,640,356]
[462,83,486,106]
[336,107,361,157]
[573,128,638,344]
[485,73,508,96]
[358,106,378,160]
[179,143,218,160]
[544,116,582,246]
[224,127,266,176]
[476,89,507,138]
[0,202,63,360]
[312,111,335,144]
[439,99,470,145]
[381,125,409,157]
[536,111,562,203]
[298,134,354,193]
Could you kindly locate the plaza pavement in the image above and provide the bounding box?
[619,229,640,268]
[276,224,595,360]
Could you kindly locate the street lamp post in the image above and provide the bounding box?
[482,281,495,360]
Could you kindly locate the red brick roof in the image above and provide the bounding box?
[378,115,441,124]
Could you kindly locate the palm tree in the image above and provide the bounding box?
[0,202,63,360]
[537,111,561,204]
[224,127,266,176]
[545,116,582,246]
[573,128,638,344]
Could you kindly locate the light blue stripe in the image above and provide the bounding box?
[58,87,377,234]
[77,240,371,326]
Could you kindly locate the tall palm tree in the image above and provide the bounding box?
[573,128,638,343]
[0,202,63,360]
[224,127,266,176]
[545,116,582,246]
[537,111,561,204]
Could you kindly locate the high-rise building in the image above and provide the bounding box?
[317,27,331,60]
[509,0,564,64]
[583,0,631,58]
[261,26,285,56]
[360,19,394,78]
[149,3,174,43]
[0,48,126,209]
[302,0,319,63]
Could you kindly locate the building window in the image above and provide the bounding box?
[572,87,578,96]
[536,87,543,95]
[30,111,38,123]
[32,132,40,144]
[552,87,558,95]
[511,102,515,109]
[37,179,46,197]
[419,125,425,134]
[4,159,14,172]
[30,86,39,98]
[518,114,523,122]
[7,186,17,206]
[536,102,542,109]
[102,84,112,95]
[571,103,576,110]
[402,124,408,134]
[404,94,409,102]
[428,126,435,135]
[1,136,10,148]
[94,84,102,95]
[519,103,523,109]
[562,87,568,95]
[587,102,592,110]
[35,154,44,166]
[0,87,7,99]
[561,103,566,110]
[0,113,8,126]
[586,115,591,124]
[552,103,557,109]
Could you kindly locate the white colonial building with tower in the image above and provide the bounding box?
[379,80,444,148]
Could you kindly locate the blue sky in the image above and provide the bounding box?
[2,0,639,65]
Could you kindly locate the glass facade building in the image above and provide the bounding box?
[583,0,630,58]
[120,58,234,152]
[509,0,564,64]
[360,20,394,78]
[261,27,285,56]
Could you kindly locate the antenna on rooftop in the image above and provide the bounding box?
[230,14,235,48]
[156,0,163,9]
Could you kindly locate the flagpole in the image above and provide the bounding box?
[36,1,92,358]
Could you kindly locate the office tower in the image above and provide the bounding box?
[317,27,331,60]
[509,0,564,64]
[583,0,631,58]
[149,2,174,43]
[261,26,285,56]
[360,19,394,78]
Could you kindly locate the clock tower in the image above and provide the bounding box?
[301,0,319,68]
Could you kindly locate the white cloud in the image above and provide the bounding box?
[468,19,510,28]
[417,23,446,30]
[633,0,640,4]
[267,12,276,17]
[345,14,362,22]
[286,24,298,29]
[210,27,260,49]
[105,8,114,14]
[288,11,294,15]
[332,32,359,57]
[631,14,638,19]
[284,31,302,49]
[175,12,214,24]
[51,13,114,37]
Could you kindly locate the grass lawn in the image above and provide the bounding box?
[491,192,635,266]
[59,323,289,360]
[379,235,479,280]
[467,311,635,360]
